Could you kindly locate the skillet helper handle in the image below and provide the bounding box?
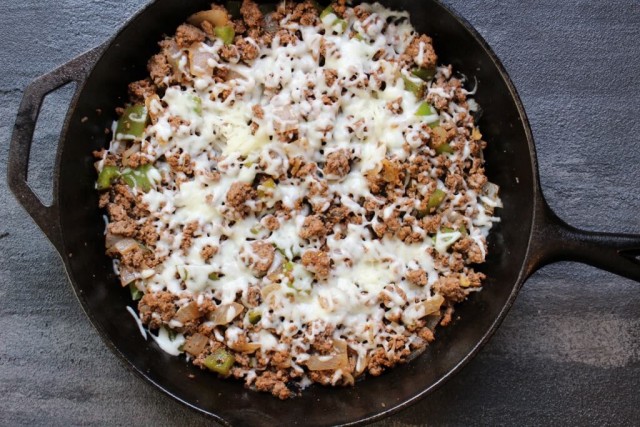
[7,46,104,253]
[529,199,640,282]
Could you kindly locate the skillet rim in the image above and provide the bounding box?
[52,0,544,425]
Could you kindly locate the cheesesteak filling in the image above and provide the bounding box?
[95,0,502,399]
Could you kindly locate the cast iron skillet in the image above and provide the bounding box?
[8,0,640,425]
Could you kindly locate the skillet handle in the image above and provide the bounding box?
[7,45,104,253]
[528,199,640,282]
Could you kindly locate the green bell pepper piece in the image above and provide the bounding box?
[427,189,446,212]
[215,25,235,45]
[416,103,440,128]
[320,6,334,20]
[248,310,262,325]
[412,66,436,81]
[435,143,454,155]
[204,348,235,376]
[116,104,148,140]
[334,18,348,32]
[415,102,435,116]
[129,283,143,301]
[96,165,120,190]
[121,164,154,192]
[402,76,424,98]
[190,94,202,115]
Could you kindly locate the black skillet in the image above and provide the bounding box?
[8,0,640,425]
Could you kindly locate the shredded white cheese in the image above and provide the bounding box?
[100,1,502,393]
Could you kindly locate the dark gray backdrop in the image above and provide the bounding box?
[1,0,639,425]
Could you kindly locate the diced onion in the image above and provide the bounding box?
[228,341,261,354]
[306,354,342,371]
[174,301,201,323]
[119,266,139,287]
[208,302,244,326]
[113,238,139,254]
[187,9,230,28]
[183,332,208,356]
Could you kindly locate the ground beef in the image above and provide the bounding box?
[219,44,240,62]
[405,34,437,69]
[168,116,190,131]
[420,214,441,234]
[180,221,199,251]
[137,220,159,247]
[261,214,280,231]
[175,24,206,48]
[325,205,349,226]
[434,276,467,303]
[468,173,488,190]
[237,38,259,61]
[242,240,275,277]
[353,4,371,21]
[128,79,156,103]
[324,68,338,86]
[270,350,292,370]
[166,152,194,175]
[107,203,128,222]
[108,219,137,238]
[445,172,463,191]
[331,0,347,17]
[252,104,264,119]
[299,215,326,239]
[246,286,261,307]
[115,242,152,270]
[232,18,247,35]
[440,305,455,327]
[418,326,435,343]
[138,292,177,329]
[240,0,263,28]
[225,182,257,217]
[200,244,218,261]
[367,343,408,377]
[125,152,151,169]
[288,0,319,26]
[301,250,330,280]
[148,53,171,87]
[406,269,427,286]
[290,157,317,178]
[253,371,292,399]
[467,242,485,264]
[310,323,334,354]
[386,97,403,114]
[323,149,350,179]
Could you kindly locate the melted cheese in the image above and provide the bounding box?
[106,1,502,391]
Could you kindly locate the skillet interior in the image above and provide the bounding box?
[57,0,538,424]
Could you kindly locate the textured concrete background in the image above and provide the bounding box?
[1,0,639,426]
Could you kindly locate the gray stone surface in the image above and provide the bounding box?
[1,0,639,425]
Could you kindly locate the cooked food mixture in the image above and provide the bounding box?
[94,0,502,399]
